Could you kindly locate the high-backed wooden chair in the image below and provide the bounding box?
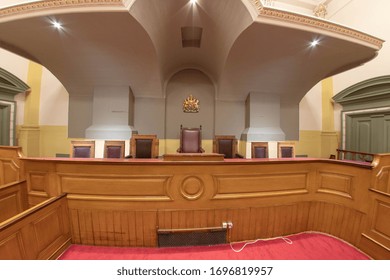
[104,140,125,158]
[177,125,204,153]
[70,140,95,158]
[277,141,295,158]
[130,135,159,158]
[251,142,269,158]
[213,135,243,158]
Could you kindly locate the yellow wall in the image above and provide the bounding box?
[39,126,71,157]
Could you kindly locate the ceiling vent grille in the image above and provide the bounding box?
[181,26,202,48]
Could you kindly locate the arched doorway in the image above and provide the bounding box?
[333,76,390,153]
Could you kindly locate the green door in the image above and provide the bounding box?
[347,112,390,153]
[0,104,11,146]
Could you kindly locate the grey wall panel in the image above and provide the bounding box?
[68,95,93,138]
[134,97,165,138]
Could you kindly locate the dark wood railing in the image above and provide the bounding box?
[336,149,375,162]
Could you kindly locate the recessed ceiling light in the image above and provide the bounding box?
[190,0,197,5]
[52,21,63,30]
[310,39,319,47]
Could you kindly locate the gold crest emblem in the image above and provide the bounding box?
[183,94,200,113]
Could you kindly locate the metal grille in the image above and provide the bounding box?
[157,228,227,247]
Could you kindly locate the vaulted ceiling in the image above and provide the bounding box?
[0,0,383,102]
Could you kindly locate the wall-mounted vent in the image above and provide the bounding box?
[157,226,228,247]
[181,26,202,48]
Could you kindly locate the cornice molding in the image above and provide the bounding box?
[333,75,390,106]
[248,0,264,13]
[0,67,30,95]
[0,0,123,19]
[248,0,383,50]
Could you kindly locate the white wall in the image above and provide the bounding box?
[40,68,69,126]
[299,82,322,131]
[329,0,390,96]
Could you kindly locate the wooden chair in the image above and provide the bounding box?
[177,125,204,153]
[277,141,295,158]
[130,135,159,158]
[213,135,243,158]
[251,142,269,158]
[104,140,125,158]
[70,140,95,158]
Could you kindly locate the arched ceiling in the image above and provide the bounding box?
[0,0,383,101]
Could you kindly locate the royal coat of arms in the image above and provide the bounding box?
[183,94,200,113]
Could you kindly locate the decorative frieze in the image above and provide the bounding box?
[249,0,383,49]
[0,0,123,19]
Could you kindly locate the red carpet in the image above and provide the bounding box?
[58,232,370,260]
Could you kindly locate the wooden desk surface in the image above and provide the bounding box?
[162,153,224,161]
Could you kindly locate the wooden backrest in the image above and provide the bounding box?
[70,140,95,158]
[104,141,125,158]
[130,135,159,158]
[277,141,295,158]
[251,142,269,158]
[179,125,203,153]
[213,135,237,158]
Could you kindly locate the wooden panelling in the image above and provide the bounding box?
[18,156,390,258]
[213,172,309,199]
[364,197,390,249]
[0,233,25,260]
[69,208,157,247]
[0,195,71,259]
[317,171,354,199]
[373,200,390,238]
[0,181,28,223]
[372,154,390,195]
[60,174,172,201]
[359,234,390,259]
[0,146,23,185]
[0,193,20,221]
[373,166,390,194]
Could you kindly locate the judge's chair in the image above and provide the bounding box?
[130,135,159,158]
[277,141,295,158]
[104,140,125,158]
[177,125,204,153]
[213,135,243,158]
[251,142,269,158]
[70,140,95,158]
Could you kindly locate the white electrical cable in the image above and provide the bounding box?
[230,235,293,253]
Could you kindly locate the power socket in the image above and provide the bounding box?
[222,221,233,229]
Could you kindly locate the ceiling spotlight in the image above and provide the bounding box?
[310,39,319,47]
[52,21,63,30]
[190,0,197,5]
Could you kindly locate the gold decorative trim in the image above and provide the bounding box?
[248,0,383,49]
[0,0,123,19]
[313,3,327,18]
[249,0,264,13]
[258,7,383,49]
